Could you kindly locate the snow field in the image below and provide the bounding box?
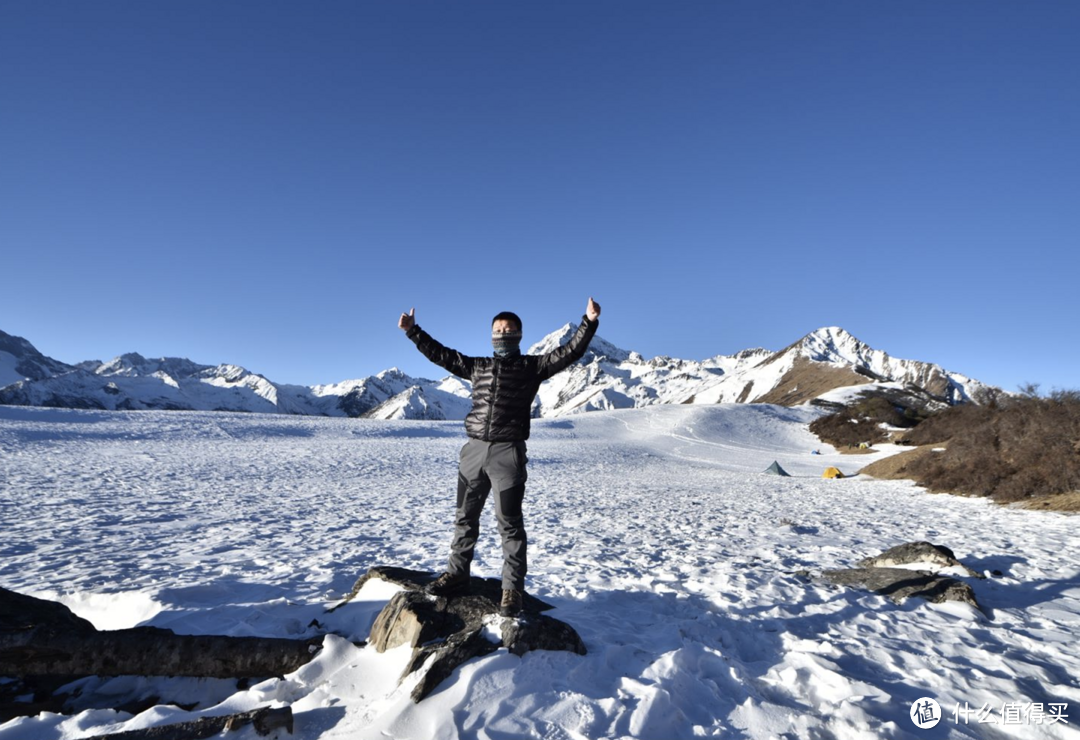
[1,404,1078,739]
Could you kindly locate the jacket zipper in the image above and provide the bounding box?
[484,359,499,440]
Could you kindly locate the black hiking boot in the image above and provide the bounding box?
[425,571,469,596]
[499,588,523,618]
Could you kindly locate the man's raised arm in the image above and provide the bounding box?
[537,297,601,381]
[399,307,474,380]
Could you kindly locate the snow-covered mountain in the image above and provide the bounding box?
[679,326,999,409]
[0,341,450,418]
[360,376,472,421]
[530,324,998,417]
[0,325,1000,419]
[2,344,301,414]
[0,330,77,388]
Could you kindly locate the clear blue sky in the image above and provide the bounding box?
[2,2,1077,393]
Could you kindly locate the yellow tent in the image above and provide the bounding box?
[822,467,845,479]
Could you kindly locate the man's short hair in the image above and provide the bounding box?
[492,311,522,332]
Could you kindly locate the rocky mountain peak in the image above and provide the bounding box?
[95,354,211,380]
[0,330,42,360]
[0,330,76,386]
[527,322,631,362]
[793,327,873,365]
[733,347,770,361]
[96,353,151,376]
[375,367,425,388]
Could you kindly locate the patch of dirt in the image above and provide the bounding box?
[754,356,871,406]
[858,444,948,479]
[1016,492,1080,513]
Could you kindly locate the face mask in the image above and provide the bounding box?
[492,330,522,356]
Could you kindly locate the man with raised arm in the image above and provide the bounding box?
[398,298,601,617]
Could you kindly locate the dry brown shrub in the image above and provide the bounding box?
[868,391,1080,503]
[810,397,923,449]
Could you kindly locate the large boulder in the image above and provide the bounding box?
[335,566,586,702]
[820,567,979,607]
[0,587,321,680]
[815,542,982,608]
[857,541,985,579]
[0,586,322,723]
[78,706,293,740]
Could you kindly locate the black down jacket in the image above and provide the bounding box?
[406,316,598,441]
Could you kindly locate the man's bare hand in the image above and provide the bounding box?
[399,308,415,332]
[587,297,601,322]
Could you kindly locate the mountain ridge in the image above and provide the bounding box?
[0,326,1002,419]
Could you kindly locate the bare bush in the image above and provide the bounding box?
[810,397,925,449]
[899,391,1080,502]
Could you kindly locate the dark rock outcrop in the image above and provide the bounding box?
[335,566,587,702]
[80,706,293,739]
[857,541,985,579]
[821,567,979,607]
[0,587,321,681]
[816,542,981,608]
[0,329,76,383]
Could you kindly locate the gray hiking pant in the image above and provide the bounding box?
[446,438,529,591]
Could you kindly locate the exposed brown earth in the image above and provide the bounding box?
[753,357,871,406]
[1017,492,1080,512]
[857,444,949,481]
[735,382,755,403]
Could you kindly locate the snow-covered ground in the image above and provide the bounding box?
[1,404,1077,739]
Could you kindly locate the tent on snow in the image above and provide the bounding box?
[822,467,845,479]
[763,461,791,477]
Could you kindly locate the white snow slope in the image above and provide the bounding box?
[1,405,1077,740]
